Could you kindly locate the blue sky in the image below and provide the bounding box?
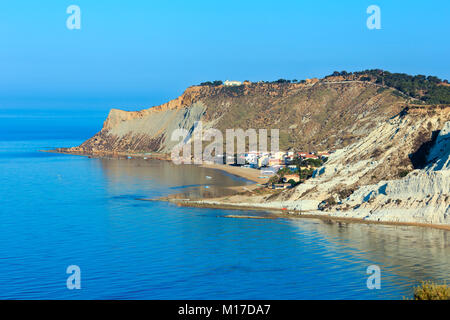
[1,0,449,109]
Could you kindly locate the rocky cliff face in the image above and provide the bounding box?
[272,106,450,225]
[64,80,408,154]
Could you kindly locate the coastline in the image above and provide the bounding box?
[49,149,450,231]
[43,149,171,161]
[46,148,268,184]
[162,198,450,231]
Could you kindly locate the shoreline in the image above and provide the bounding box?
[49,149,449,231]
[199,163,269,183]
[162,198,450,231]
[43,149,171,161]
[46,149,266,183]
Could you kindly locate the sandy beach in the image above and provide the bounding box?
[200,163,270,183]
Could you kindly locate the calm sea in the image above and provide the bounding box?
[0,108,449,299]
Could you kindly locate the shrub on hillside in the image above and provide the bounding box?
[398,170,410,178]
[413,281,450,300]
[330,69,450,104]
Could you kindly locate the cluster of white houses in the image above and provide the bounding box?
[216,150,332,175]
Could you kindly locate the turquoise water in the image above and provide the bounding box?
[0,109,449,299]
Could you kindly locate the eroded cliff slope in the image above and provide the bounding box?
[267,106,450,225]
[64,79,408,154]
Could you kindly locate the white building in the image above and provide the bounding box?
[258,155,269,168]
[272,151,287,160]
[224,80,242,86]
[245,153,258,165]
